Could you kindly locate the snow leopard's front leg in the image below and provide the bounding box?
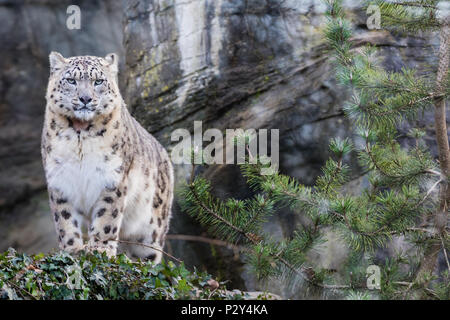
[49,188,84,254]
[86,185,125,257]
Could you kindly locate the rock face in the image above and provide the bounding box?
[121,0,442,297]
[0,0,444,298]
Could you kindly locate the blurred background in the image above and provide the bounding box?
[0,0,444,298]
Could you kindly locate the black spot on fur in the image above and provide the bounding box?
[111,143,119,154]
[105,185,116,192]
[146,254,156,261]
[104,197,113,204]
[102,113,112,124]
[104,226,111,234]
[97,128,107,136]
[157,172,167,193]
[116,189,122,198]
[56,198,67,204]
[54,212,59,222]
[67,238,74,246]
[112,209,118,218]
[112,227,117,234]
[153,194,163,208]
[152,230,157,242]
[61,210,71,220]
[97,208,106,217]
[73,219,78,228]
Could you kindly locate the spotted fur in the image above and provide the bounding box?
[41,52,174,263]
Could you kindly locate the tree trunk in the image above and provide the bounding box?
[416,24,450,286]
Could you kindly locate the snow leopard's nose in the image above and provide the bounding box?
[79,95,92,106]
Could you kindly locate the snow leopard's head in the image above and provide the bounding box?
[46,52,121,123]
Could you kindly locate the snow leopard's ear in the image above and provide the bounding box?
[104,53,119,74]
[49,51,67,73]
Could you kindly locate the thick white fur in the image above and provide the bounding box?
[45,130,122,219]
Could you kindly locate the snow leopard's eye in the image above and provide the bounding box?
[94,79,104,86]
[66,78,76,85]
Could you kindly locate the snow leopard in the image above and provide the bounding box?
[41,52,174,263]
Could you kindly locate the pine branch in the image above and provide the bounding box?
[372,0,442,32]
[390,2,438,10]
[363,138,438,184]
[188,183,249,239]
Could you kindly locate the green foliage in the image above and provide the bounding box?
[370,0,442,32]
[177,0,449,299]
[179,177,276,245]
[346,290,372,300]
[0,248,246,300]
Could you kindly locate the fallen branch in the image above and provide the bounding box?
[110,239,182,263]
[166,234,242,252]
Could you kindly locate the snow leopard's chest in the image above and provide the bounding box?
[45,131,123,215]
